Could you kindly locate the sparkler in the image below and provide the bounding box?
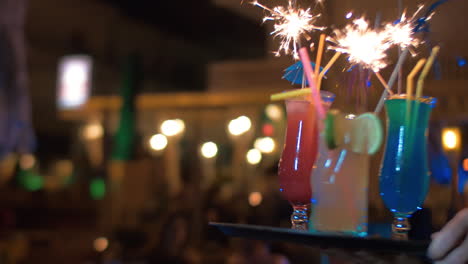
[384,6,424,52]
[251,0,324,59]
[328,17,391,72]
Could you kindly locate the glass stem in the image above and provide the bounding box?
[392,215,410,240]
[291,205,309,231]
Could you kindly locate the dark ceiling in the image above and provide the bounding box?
[102,0,267,60]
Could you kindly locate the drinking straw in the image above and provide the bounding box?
[404,59,427,140]
[374,49,410,114]
[270,88,312,101]
[317,52,341,90]
[375,72,394,96]
[416,46,440,98]
[298,47,325,119]
[315,34,326,84]
[406,59,427,100]
[406,47,440,165]
[271,52,341,101]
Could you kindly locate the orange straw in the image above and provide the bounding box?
[375,72,394,96]
[315,34,326,84]
[317,52,341,90]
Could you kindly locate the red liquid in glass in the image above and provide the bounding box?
[278,99,318,205]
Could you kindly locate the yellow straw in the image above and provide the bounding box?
[406,59,427,99]
[375,72,394,96]
[317,52,341,90]
[270,89,311,101]
[315,34,326,84]
[405,59,427,136]
[416,46,440,98]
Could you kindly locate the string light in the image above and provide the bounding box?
[246,149,262,165]
[228,116,252,136]
[254,137,276,153]
[161,119,185,137]
[200,142,218,159]
[149,134,168,151]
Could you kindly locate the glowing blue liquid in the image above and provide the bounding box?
[379,98,434,216]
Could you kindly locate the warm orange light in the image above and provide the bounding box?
[442,127,461,151]
[93,237,108,252]
[463,159,468,172]
[83,122,103,140]
[249,192,263,207]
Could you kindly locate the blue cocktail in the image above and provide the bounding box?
[379,94,436,239]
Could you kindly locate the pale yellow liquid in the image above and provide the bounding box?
[309,117,369,236]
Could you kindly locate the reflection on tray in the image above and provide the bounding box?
[210,222,430,256]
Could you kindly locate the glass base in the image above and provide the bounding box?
[392,216,410,240]
[291,205,309,231]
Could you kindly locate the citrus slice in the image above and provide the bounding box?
[324,109,347,150]
[350,112,383,155]
[333,111,347,147]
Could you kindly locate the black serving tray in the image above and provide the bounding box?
[210,222,430,256]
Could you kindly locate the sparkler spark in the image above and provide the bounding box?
[384,6,424,50]
[329,17,391,72]
[252,0,324,59]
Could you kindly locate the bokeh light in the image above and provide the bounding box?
[19,154,36,170]
[442,128,460,151]
[90,178,106,200]
[249,192,263,207]
[161,119,185,137]
[149,134,168,151]
[228,116,252,136]
[93,237,109,252]
[262,124,274,137]
[18,170,43,191]
[200,142,218,159]
[254,137,276,154]
[265,104,283,121]
[246,149,262,165]
[82,122,104,140]
[55,160,74,177]
[57,55,92,109]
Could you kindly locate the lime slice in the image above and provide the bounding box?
[333,111,347,147]
[350,113,383,155]
[324,109,348,149]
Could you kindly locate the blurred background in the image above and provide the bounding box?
[0,0,468,263]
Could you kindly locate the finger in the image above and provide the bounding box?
[431,232,440,239]
[428,209,468,260]
[434,233,468,264]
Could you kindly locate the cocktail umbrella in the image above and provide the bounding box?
[282,61,324,86]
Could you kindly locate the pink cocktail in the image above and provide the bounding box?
[278,91,334,230]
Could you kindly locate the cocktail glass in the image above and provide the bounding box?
[310,113,370,236]
[379,94,436,240]
[278,91,335,230]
